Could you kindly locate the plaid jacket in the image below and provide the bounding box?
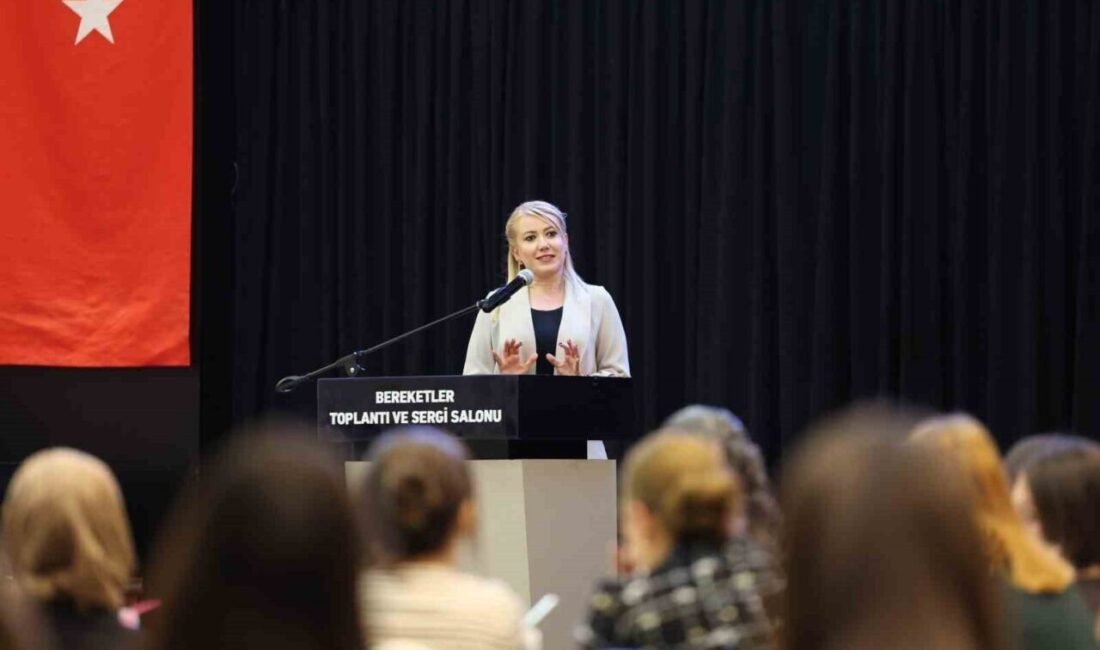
[576,538,782,650]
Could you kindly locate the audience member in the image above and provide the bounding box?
[1019,441,1100,630]
[663,405,782,551]
[912,414,1096,650]
[2,448,135,650]
[358,427,531,650]
[140,429,364,650]
[781,406,1005,650]
[577,430,781,650]
[1003,434,1093,541]
[1004,434,1082,483]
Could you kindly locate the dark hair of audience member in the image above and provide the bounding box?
[1004,433,1090,483]
[141,427,364,650]
[781,406,1005,650]
[360,427,473,565]
[663,405,782,550]
[1026,443,1100,570]
[623,431,739,546]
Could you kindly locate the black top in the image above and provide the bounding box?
[41,601,134,650]
[531,307,563,376]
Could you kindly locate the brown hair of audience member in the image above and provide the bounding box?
[911,414,1075,594]
[664,405,782,550]
[1026,444,1100,570]
[141,427,364,650]
[2,448,135,612]
[1007,437,1064,483]
[622,431,739,560]
[781,406,1005,650]
[0,576,56,650]
[360,427,474,565]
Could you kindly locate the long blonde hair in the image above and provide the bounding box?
[2,448,135,610]
[504,200,583,286]
[911,414,1074,594]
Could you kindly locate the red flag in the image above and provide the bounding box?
[0,0,192,366]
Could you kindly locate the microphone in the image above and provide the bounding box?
[478,269,534,313]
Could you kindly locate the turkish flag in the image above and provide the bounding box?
[0,0,192,366]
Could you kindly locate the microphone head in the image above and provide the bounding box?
[518,269,535,285]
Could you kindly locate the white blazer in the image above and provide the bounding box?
[463,278,630,377]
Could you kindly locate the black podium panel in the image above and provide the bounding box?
[318,375,633,457]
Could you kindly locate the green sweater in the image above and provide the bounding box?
[1009,583,1097,650]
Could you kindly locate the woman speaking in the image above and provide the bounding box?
[463,200,629,378]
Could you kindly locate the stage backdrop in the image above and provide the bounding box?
[204,0,1100,457]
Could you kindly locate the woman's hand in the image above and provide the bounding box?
[547,340,581,376]
[492,339,537,374]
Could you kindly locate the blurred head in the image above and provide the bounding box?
[1024,443,1100,570]
[911,414,1074,593]
[1003,434,1100,555]
[621,430,739,571]
[142,427,363,650]
[782,407,1004,650]
[2,448,135,611]
[1004,434,1080,483]
[360,427,474,565]
[504,200,581,285]
[663,405,781,548]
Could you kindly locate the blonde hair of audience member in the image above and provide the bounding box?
[663,405,782,550]
[141,429,364,650]
[2,448,135,612]
[911,414,1074,594]
[503,200,583,286]
[781,407,1005,650]
[621,431,739,572]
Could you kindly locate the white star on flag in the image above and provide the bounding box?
[63,0,125,45]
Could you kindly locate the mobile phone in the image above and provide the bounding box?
[522,593,560,628]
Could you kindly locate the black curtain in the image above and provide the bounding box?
[201,0,1100,459]
[800,0,1100,447]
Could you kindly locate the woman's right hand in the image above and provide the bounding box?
[492,339,537,374]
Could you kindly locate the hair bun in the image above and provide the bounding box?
[663,472,736,539]
[393,474,432,530]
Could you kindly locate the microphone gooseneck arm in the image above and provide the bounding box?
[274,270,533,393]
[274,302,482,393]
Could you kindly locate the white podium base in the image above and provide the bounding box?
[347,459,618,650]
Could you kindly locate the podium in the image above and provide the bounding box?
[324,376,631,649]
[317,375,634,459]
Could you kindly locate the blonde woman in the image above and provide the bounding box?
[911,414,1095,650]
[463,200,629,378]
[576,431,781,650]
[2,448,135,650]
[663,405,782,552]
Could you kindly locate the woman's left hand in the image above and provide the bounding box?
[546,340,581,376]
